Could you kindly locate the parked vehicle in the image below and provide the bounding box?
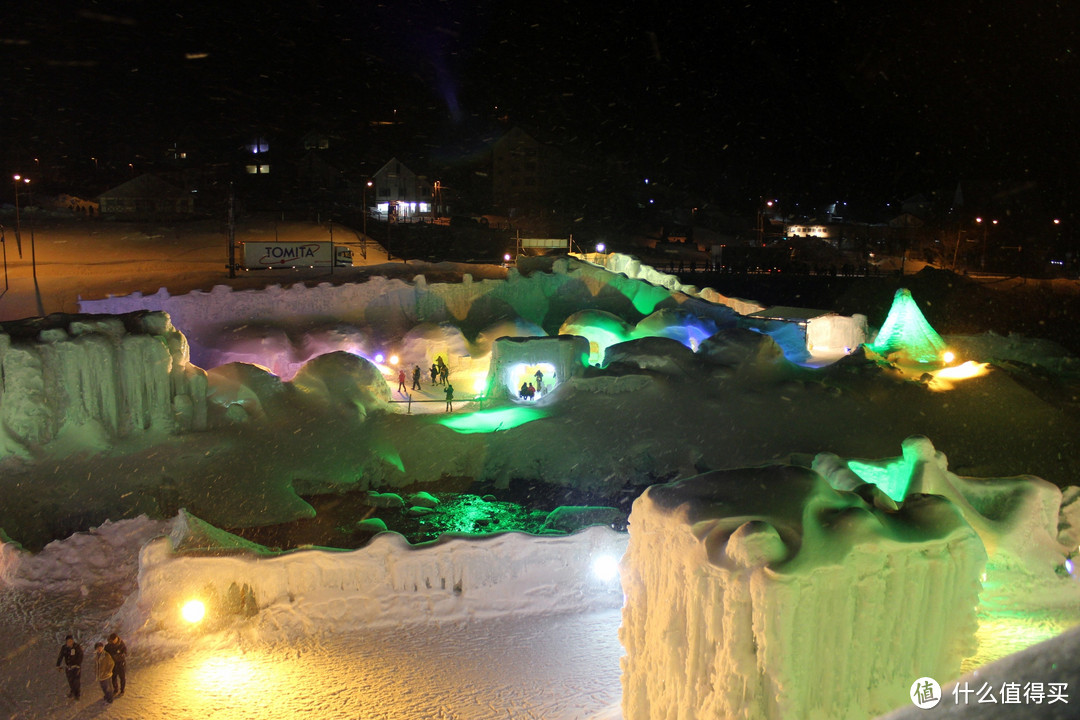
[237,241,352,270]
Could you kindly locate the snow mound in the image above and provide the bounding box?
[1,516,167,592]
[205,362,287,423]
[698,327,786,367]
[602,336,701,377]
[289,351,390,418]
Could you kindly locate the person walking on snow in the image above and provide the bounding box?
[444,383,454,412]
[93,642,115,703]
[105,632,127,697]
[411,365,422,391]
[397,368,407,393]
[430,363,439,385]
[56,635,83,700]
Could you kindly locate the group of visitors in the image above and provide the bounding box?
[56,632,127,704]
[519,369,547,400]
[431,356,450,386]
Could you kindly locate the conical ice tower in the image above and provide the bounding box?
[867,288,947,365]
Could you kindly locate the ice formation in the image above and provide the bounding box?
[0,311,207,457]
[620,464,987,720]
[741,306,869,361]
[815,436,1079,611]
[136,510,627,635]
[867,288,948,365]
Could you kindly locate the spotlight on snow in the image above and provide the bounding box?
[472,377,487,394]
[374,353,385,364]
[943,350,956,364]
[928,361,990,390]
[389,355,399,365]
[181,599,206,624]
[592,554,620,582]
[596,242,606,253]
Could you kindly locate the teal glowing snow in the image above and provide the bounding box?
[867,288,947,365]
[437,406,548,434]
[846,455,917,503]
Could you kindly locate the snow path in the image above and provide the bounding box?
[1,588,623,720]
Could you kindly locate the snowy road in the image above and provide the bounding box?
[1,589,623,720]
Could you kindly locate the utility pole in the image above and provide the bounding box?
[227,183,236,278]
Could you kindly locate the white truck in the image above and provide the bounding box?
[238,241,353,270]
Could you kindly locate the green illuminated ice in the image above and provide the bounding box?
[846,455,917,503]
[867,288,947,365]
[437,406,548,434]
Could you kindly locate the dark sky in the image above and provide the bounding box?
[3,0,1079,214]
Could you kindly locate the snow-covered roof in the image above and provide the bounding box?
[742,306,834,322]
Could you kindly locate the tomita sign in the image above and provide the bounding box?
[239,241,352,269]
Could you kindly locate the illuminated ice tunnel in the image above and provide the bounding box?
[558,310,633,366]
[487,335,591,400]
[867,288,947,366]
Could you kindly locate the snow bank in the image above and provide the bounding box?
[0,311,207,457]
[620,464,986,720]
[1,516,168,592]
[136,511,628,635]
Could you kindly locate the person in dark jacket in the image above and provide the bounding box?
[411,365,422,391]
[56,635,83,700]
[444,383,454,412]
[104,632,127,696]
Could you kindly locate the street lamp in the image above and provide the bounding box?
[362,180,373,237]
[13,174,29,258]
[975,217,998,271]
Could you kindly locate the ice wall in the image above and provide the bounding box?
[620,464,986,720]
[79,257,745,373]
[0,311,207,456]
[137,510,628,634]
[581,251,766,316]
[806,312,869,352]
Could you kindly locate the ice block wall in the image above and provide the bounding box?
[138,511,628,633]
[620,465,986,720]
[0,311,207,454]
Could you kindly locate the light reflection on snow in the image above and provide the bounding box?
[438,406,547,434]
[925,361,991,391]
[181,651,289,711]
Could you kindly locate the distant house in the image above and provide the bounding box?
[97,175,194,217]
[371,157,433,221]
[301,130,332,151]
[491,127,562,216]
[785,223,837,243]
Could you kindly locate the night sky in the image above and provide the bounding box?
[2,1,1079,216]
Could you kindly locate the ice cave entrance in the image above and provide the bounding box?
[507,362,557,400]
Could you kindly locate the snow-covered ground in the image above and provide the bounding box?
[2,217,1080,718]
